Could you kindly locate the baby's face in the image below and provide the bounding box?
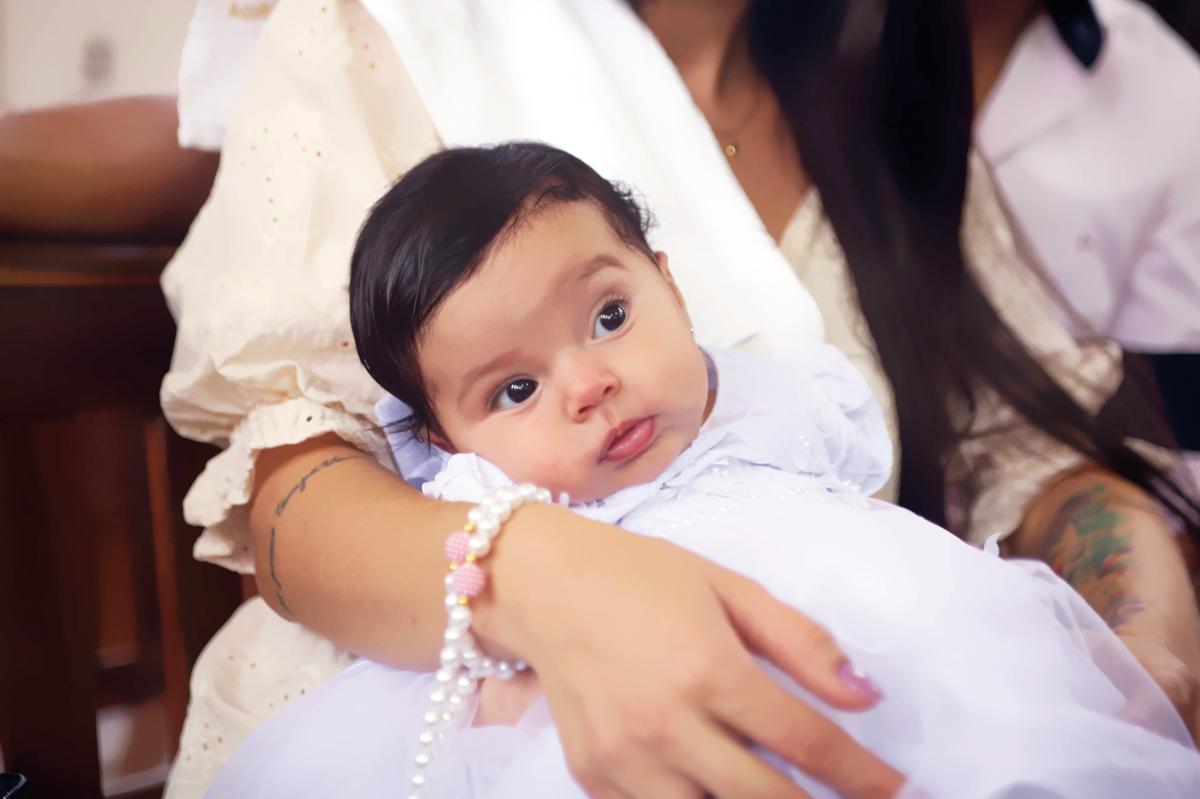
[418,201,710,502]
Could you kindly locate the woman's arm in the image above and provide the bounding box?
[1011,465,1200,733]
[249,434,457,663]
[0,96,218,239]
[250,434,904,798]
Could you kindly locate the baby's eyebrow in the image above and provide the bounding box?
[571,254,626,285]
[457,347,518,406]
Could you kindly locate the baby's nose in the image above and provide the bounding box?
[564,362,620,421]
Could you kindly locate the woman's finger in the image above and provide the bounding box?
[575,779,634,799]
[663,709,813,799]
[604,755,705,799]
[710,656,904,799]
[570,746,702,799]
[715,566,884,710]
[546,678,701,799]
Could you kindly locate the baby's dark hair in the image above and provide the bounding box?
[349,142,655,440]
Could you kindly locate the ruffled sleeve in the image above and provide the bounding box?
[160,0,442,573]
[790,341,893,497]
[703,344,893,497]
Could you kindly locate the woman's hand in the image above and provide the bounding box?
[1118,632,1200,740]
[476,504,905,799]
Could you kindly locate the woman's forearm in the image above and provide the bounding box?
[248,433,591,668]
[249,434,468,668]
[1013,466,1200,668]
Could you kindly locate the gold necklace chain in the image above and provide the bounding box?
[707,82,764,158]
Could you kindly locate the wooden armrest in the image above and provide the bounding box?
[0,241,175,288]
[0,241,177,417]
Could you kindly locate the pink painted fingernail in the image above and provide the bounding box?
[837,660,883,703]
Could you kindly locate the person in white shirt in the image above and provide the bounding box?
[975,0,1200,454]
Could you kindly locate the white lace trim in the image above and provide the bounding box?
[186,398,393,573]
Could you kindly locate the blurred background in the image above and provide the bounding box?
[0,3,242,799]
[0,0,193,113]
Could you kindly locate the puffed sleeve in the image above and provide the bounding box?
[704,344,893,499]
[160,0,442,572]
[784,341,894,498]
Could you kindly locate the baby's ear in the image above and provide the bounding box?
[654,251,688,311]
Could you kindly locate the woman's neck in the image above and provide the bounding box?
[636,0,808,241]
[636,0,756,109]
[967,0,1042,107]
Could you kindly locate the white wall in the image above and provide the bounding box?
[0,0,195,113]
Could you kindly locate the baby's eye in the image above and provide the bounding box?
[494,377,538,410]
[593,300,627,337]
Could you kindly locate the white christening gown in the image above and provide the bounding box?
[206,345,1200,798]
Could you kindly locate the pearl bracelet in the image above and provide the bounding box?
[408,483,552,798]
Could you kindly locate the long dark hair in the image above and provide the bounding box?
[739,0,1197,534]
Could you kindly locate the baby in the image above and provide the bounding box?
[207,143,1200,798]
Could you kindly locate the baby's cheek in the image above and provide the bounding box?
[473,424,594,498]
[469,427,565,485]
[519,450,592,499]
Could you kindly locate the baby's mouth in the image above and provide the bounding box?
[598,417,657,465]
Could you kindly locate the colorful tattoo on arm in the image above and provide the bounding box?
[1042,483,1145,629]
[268,454,367,617]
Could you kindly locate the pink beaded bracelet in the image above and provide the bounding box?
[408,483,552,798]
